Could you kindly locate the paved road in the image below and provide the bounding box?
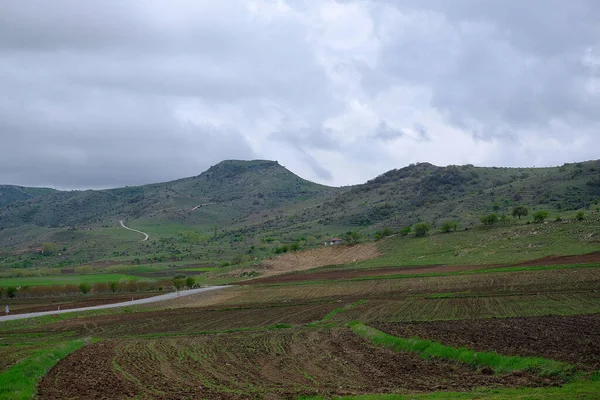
[119,220,150,241]
[0,286,227,322]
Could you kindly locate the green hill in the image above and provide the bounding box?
[0,159,598,266]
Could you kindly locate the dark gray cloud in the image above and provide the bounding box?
[0,0,598,188]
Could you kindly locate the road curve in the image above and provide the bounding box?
[0,286,228,322]
[119,220,150,241]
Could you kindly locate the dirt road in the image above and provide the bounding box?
[119,220,149,241]
[0,286,228,322]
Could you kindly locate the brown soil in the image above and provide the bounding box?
[243,251,600,285]
[249,242,380,279]
[20,302,340,337]
[7,294,159,315]
[374,314,600,370]
[512,252,600,267]
[38,328,560,399]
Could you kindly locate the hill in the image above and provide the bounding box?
[0,159,598,265]
[0,160,337,229]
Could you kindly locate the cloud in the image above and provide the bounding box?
[0,0,598,189]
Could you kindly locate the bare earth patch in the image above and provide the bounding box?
[254,243,380,279]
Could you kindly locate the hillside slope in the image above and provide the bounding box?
[0,160,337,229]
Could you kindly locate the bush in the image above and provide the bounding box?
[6,287,17,298]
[440,221,458,233]
[414,223,431,237]
[79,282,91,295]
[533,210,549,223]
[42,242,58,256]
[381,228,394,237]
[511,206,529,220]
[290,242,300,252]
[185,276,196,289]
[576,211,585,221]
[109,281,119,293]
[399,226,411,237]
[173,278,185,291]
[343,231,362,244]
[481,213,499,226]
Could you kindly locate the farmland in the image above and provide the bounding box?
[1,184,599,398]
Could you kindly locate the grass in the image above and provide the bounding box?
[0,273,148,287]
[339,219,600,271]
[349,322,572,378]
[319,300,368,323]
[0,338,91,400]
[298,377,600,399]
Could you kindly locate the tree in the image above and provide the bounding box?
[343,231,362,244]
[533,210,549,223]
[381,228,394,237]
[79,282,91,295]
[109,281,119,293]
[481,213,499,226]
[399,226,412,237]
[511,206,529,220]
[576,211,585,221]
[6,287,17,299]
[414,223,431,237]
[440,221,458,233]
[185,276,196,289]
[42,242,58,256]
[173,278,185,291]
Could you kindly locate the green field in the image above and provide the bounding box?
[0,274,147,287]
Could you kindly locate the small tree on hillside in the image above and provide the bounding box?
[79,282,91,295]
[576,211,585,221]
[481,213,499,226]
[6,287,17,298]
[414,223,431,237]
[173,278,185,291]
[343,231,362,245]
[399,226,411,237]
[511,206,529,220]
[185,276,196,289]
[533,210,549,223]
[42,242,58,256]
[440,221,458,233]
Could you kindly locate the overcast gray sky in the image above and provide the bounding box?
[1,0,599,189]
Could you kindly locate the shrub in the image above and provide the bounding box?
[414,223,431,237]
[440,221,458,233]
[79,282,91,295]
[399,226,411,237]
[173,278,185,291]
[343,231,362,244]
[576,211,585,221]
[109,281,119,293]
[290,242,300,252]
[185,276,196,289]
[381,228,394,237]
[533,210,549,223]
[481,213,499,226]
[42,242,58,256]
[511,206,529,220]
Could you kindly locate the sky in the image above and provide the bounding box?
[1,0,599,189]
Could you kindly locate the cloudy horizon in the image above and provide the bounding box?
[1,0,599,190]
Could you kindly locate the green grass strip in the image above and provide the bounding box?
[348,322,572,378]
[298,376,600,399]
[320,300,368,323]
[0,338,93,400]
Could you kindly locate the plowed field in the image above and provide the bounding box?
[374,314,600,370]
[37,328,559,400]
[19,302,339,338]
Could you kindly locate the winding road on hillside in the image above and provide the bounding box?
[119,220,150,241]
[0,286,228,322]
